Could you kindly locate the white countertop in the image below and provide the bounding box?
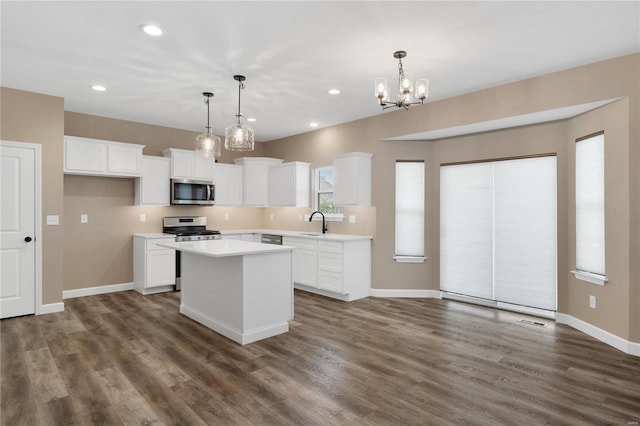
[133,233,174,239]
[157,239,294,258]
[221,229,373,242]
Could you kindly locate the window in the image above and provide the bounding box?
[313,166,343,219]
[440,156,557,312]
[572,132,607,285]
[394,161,425,263]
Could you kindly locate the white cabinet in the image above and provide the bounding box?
[64,136,144,177]
[234,157,283,206]
[317,241,344,293]
[333,152,372,206]
[135,156,170,205]
[212,163,243,206]
[162,148,213,180]
[283,237,318,288]
[269,162,311,207]
[133,236,176,295]
[284,236,371,301]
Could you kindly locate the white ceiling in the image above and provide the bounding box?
[2,1,639,142]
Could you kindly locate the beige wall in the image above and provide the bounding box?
[264,53,639,342]
[2,53,638,344]
[1,87,64,305]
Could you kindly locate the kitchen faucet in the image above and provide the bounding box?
[309,211,327,234]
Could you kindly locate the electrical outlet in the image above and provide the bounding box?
[46,215,59,225]
[349,215,356,224]
[80,214,88,224]
[270,213,274,221]
[589,295,596,309]
[139,213,146,222]
[224,213,229,221]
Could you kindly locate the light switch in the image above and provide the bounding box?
[80,214,88,224]
[46,215,59,226]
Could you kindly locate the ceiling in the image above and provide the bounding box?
[2,1,639,142]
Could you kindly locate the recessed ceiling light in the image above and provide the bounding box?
[328,89,340,95]
[91,84,106,92]
[140,24,163,36]
[247,117,257,122]
[309,122,319,128]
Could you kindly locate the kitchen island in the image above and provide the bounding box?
[158,239,293,345]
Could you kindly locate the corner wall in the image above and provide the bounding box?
[1,87,65,305]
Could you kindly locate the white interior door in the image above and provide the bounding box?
[1,143,36,318]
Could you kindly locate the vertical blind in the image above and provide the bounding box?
[575,133,605,276]
[395,161,425,258]
[440,156,557,311]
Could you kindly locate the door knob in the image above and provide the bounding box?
[24,236,33,242]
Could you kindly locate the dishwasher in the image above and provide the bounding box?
[261,234,283,245]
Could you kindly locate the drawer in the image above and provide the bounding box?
[318,251,342,273]
[318,240,342,254]
[283,237,317,250]
[146,238,175,251]
[318,270,344,294]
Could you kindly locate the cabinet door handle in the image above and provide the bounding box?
[24,236,33,242]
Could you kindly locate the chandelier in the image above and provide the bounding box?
[195,92,221,159]
[225,75,255,151]
[375,51,429,110]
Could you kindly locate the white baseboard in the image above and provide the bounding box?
[370,289,442,299]
[63,282,134,299]
[556,313,640,357]
[39,302,64,315]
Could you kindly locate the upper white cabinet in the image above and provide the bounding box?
[212,163,243,206]
[269,162,311,207]
[234,157,283,206]
[162,148,213,180]
[64,136,144,177]
[333,152,372,206]
[135,156,170,205]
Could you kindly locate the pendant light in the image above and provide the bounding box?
[195,92,221,159]
[225,75,255,151]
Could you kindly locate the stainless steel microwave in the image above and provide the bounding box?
[170,178,215,206]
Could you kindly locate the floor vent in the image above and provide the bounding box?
[518,319,547,327]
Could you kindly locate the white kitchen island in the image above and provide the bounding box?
[158,239,293,345]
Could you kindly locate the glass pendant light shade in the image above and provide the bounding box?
[195,128,221,158]
[225,122,254,151]
[225,75,255,152]
[195,91,220,159]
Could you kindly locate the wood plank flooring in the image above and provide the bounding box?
[2,289,639,425]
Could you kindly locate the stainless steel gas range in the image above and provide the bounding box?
[163,216,221,290]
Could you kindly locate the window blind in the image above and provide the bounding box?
[440,163,494,299]
[440,156,557,311]
[575,134,605,276]
[395,162,425,258]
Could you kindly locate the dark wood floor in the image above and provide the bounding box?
[2,289,639,425]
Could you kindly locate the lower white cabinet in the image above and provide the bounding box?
[133,235,176,295]
[283,236,371,301]
[284,237,318,287]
